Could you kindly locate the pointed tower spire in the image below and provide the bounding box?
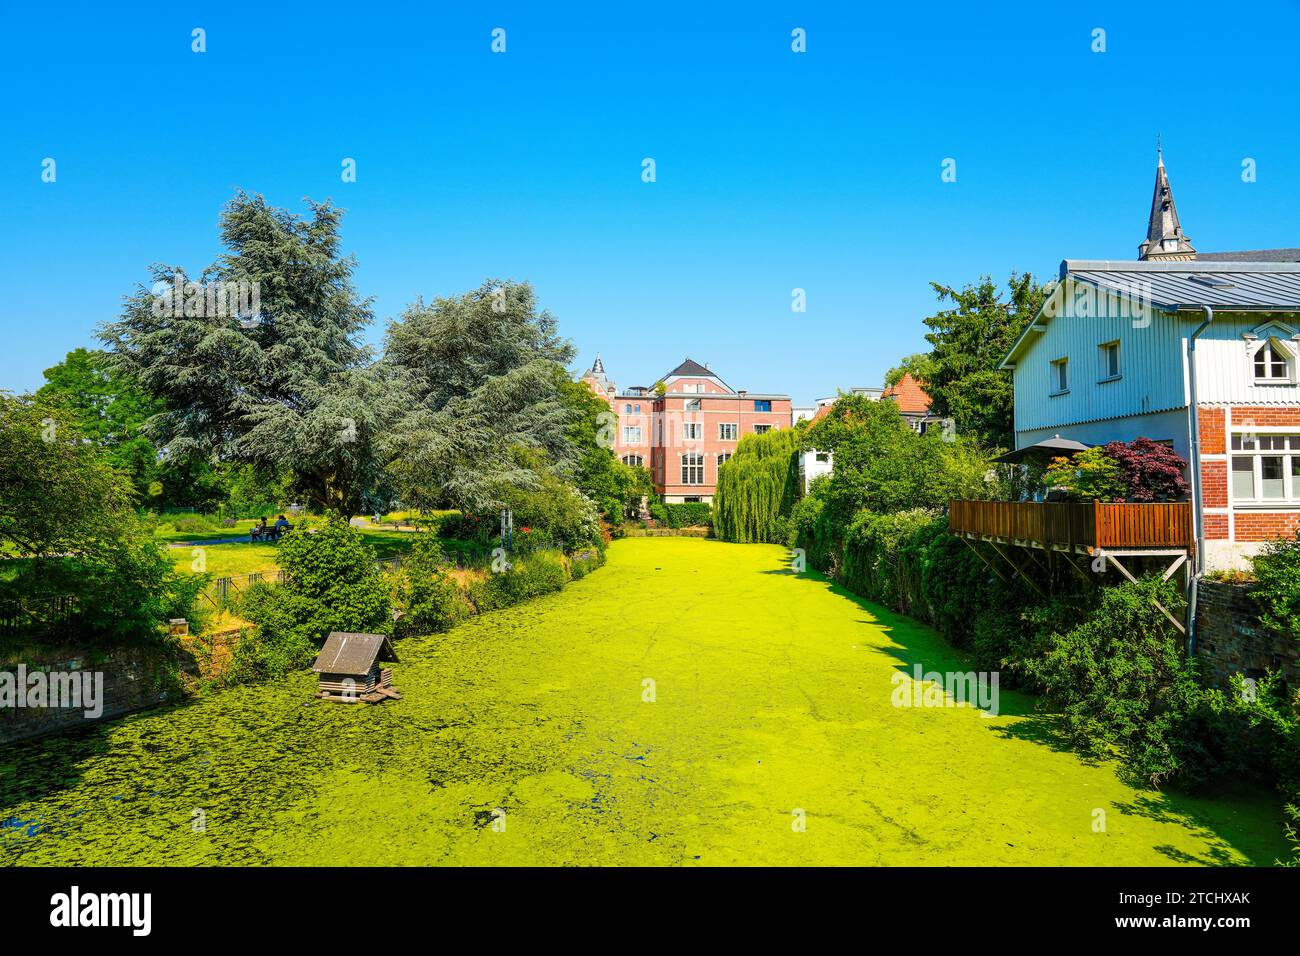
[1138,145,1196,261]
[591,353,605,374]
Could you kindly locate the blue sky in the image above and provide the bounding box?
[3,1,1299,405]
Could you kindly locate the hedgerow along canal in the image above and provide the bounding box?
[0,538,1287,865]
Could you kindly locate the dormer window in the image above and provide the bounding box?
[1252,338,1296,384]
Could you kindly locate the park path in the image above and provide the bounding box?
[0,538,1285,865]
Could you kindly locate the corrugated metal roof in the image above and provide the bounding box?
[1063,259,1300,311]
[312,632,398,675]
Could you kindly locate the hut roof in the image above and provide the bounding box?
[312,632,399,675]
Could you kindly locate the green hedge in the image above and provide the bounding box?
[662,502,712,528]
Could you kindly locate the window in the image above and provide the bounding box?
[753,424,772,435]
[1050,358,1069,395]
[622,426,642,444]
[815,452,830,462]
[1253,339,1295,383]
[686,398,702,411]
[681,453,704,485]
[1230,433,1300,504]
[754,399,772,412]
[683,422,703,441]
[717,452,732,467]
[719,423,738,441]
[1098,341,1120,381]
[622,454,644,468]
[634,404,641,413]
[625,404,632,413]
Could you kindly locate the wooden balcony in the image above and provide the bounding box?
[948,499,1194,554]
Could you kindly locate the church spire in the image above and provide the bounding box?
[1138,145,1196,261]
[591,353,605,374]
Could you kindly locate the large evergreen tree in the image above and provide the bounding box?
[384,281,579,513]
[100,191,403,516]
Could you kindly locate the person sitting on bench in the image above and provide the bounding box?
[250,517,271,543]
[274,514,293,538]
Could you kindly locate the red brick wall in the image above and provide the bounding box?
[1201,459,1228,508]
[1203,512,1229,540]
[1199,407,1226,454]
[1234,512,1300,542]
[1231,407,1300,428]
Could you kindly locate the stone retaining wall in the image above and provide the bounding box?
[1196,579,1297,691]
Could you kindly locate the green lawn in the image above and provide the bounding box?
[165,526,433,578]
[0,537,1287,865]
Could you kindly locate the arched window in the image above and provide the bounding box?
[621,454,644,468]
[1253,338,1295,383]
[717,452,732,467]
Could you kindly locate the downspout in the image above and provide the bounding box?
[1185,305,1214,654]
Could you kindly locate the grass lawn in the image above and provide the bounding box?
[0,537,1287,865]
[164,526,440,579]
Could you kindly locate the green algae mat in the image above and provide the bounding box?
[0,538,1288,865]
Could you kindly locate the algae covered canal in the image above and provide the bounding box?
[0,538,1287,866]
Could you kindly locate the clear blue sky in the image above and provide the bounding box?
[3,1,1298,405]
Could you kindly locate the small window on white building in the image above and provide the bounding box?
[1050,358,1069,394]
[1252,339,1295,384]
[1098,341,1120,381]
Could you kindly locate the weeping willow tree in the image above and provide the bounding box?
[713,427,803,543]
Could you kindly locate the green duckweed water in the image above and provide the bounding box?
[0,538,1287,865]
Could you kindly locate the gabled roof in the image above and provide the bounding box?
[1000,259,1300,370]
[312,632,398,675]
[663,357,715,379]
[880,372,932,415]
[1064,259,1300,310]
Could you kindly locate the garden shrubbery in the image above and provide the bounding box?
[468,551,571,613]
[391,536,470,637]
[662,502,712,528]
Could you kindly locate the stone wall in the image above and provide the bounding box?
[0,645,182,745]
[1195,579,1298,691]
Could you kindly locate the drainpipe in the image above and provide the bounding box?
[1185,305,1214,654]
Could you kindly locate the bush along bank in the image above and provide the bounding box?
[221,514,606,686]
[790,501,1300,862]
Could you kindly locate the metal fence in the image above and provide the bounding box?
[0,594,80,638]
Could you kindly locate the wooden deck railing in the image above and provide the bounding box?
[948,500,1193,551]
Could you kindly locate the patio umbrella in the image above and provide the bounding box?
[992,435,1091,464]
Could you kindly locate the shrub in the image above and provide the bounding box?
[1044,448,1126,502]
[392,536,470,637]
[1103,437,1189,502]
[648,502,669,525]
[663,502,712,529]
[468,551,569,613]
[237,514,390,682]
[1025,576,1196,786]
[1250,528,1300,639]
[228,583,318,682]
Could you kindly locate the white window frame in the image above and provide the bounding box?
[622,454,644,468]
[1098,341,1121,382]
[622,426,642,444]
[716,452,732,467]
[719,422,738,441]
[1050,357,1069,395]
[685,398,702,411]
[681,453,704,485]
[753,423,772,435]
[1251,338,1297,385]
[683,421,703,441]
[1230,432,1300,505]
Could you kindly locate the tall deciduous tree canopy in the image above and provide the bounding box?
[100,192,402,516]
[919,272,1045,449]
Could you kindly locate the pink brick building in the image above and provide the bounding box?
[581,357,793,503]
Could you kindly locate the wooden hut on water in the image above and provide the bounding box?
[312,632,402,703]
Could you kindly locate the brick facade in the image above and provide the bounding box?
[582,358,793,503]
